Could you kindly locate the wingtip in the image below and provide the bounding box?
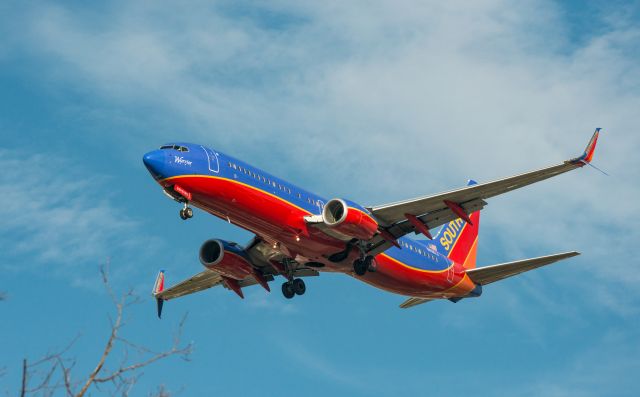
[569,128,601,165]
[582,128,601,163]
[156,297,164,319]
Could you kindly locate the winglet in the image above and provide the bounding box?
[572,128,601,165]
[153,270,165,319]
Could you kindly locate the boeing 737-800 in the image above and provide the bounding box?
[145,129,601,316]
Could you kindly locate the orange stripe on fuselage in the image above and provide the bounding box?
[461,236,478,269]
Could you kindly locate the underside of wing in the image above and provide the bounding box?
[155,269,224,301]
[399,296,435,309]
[466,251,580,285]
[152,237,321,317]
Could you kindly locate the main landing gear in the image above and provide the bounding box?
[353,255,375,276]
[281,278,306,299]
[179,202,193,220]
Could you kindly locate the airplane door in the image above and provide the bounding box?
[201,146,220,174]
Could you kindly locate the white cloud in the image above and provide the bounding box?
[10,1,640,303]
[0,149,159,287]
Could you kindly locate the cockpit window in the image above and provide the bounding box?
[160,145,189,152]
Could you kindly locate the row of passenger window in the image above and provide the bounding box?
[400,240,438,260]
[227,161,321,206]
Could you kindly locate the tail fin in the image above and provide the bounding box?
[433,180,480,269]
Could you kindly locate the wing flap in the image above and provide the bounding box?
[466,251,580,285]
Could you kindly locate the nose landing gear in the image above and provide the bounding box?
[179,203,193,220]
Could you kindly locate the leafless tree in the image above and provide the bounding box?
[16,264,192,397]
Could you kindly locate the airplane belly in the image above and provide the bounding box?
[353,255,477,299]
[168,175,345,257]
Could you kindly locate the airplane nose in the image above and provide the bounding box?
[143,150,166,179]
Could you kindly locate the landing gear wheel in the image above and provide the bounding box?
[281,281,295,299]
[364,255,376,272]
[353,258,368,276]
[292,278,306,295]
[179,204,193,220]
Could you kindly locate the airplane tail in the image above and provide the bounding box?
[433,180,480,269]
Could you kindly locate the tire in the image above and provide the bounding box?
[281,282,295,299]
[365,256,376,272]
[292,278,306,295]
[185,207,193,218]
[179,209,188,220]
[353,259,367,276]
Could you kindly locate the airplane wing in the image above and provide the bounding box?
[154,269,224,301]
[466,251,580,285]
[365,129,601,253]
[152,238,319,317]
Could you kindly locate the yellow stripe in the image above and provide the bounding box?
[379,252,453,274]
[442,273,472,294]
[462,236,479,268]
[162,174,313,215]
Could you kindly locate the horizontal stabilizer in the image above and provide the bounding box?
[399,297,434,309]
[466,251,580,286]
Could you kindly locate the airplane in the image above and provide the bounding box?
[145,128,601,317]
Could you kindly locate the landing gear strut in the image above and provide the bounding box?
[281,278,306,299]
[353,255,374,276]
[179,202,193,220]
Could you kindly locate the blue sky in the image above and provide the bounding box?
[1,1,639,396]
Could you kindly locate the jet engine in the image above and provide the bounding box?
[199,239,255,280]
[322,198,378,240]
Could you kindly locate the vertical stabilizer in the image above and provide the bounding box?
[433,180,481,269]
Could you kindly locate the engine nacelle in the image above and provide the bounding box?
[322,198,379,240]
[199,239,254,280]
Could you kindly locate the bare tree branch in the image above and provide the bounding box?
[75,266,125,397]
[14,262,192,397]
[20,359,27,397]
[94,314,191,383]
